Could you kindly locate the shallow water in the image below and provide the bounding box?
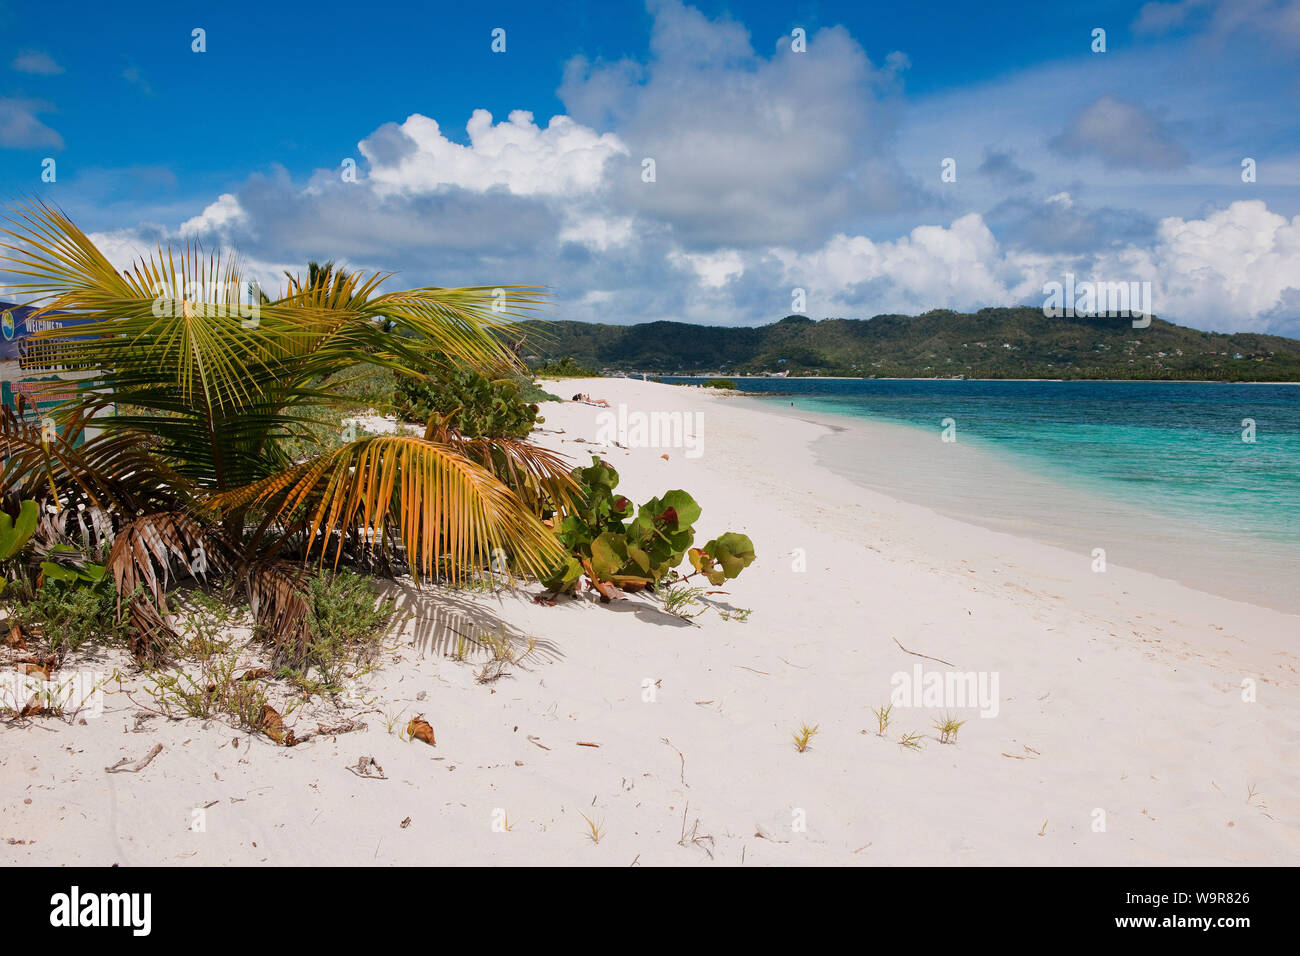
[665,378,1300,613]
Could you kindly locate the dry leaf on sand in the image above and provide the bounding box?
[407,714,436,746]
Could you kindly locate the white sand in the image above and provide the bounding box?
[3,378,1297,865]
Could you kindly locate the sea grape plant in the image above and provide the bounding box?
[542,456,755,601]
[0,500,39,563]
[1,499,39,594]
[396,366,540,439]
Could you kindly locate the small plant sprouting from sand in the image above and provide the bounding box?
[448,575,496,595]
[478,628,537,684]
[143,650,295,738]
[717,607,752,623]
[580,813,605,845]
[8,681,65,719]
[662,583,708,620]
[872,703,893,736]
[0,666,122,723]
[898,731,924,751]
[933,713,966,744]
[445,627,537,683]
[792,722,819,753]
[383,707,407,736]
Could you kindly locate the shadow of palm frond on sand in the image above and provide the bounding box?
[374,579,563,663]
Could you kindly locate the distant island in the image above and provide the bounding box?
[519,308,1300,381]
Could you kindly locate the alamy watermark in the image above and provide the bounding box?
[1042,273,1151,328]
[890,663,1000,718]
[1,669,106,718]
[49,886,151,936]
[150,280,262,328]
[594,403,704,459]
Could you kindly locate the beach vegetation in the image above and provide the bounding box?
[661,582,709,619]
[933,713,966,744]
[872,703,893,736]
[173,589,245,660]
[542,456,755,602]
[533,355,598,378]
[0,499,39,584]
[792,722,819,752]
[472,627,537,684]
[716,606,751,622]
[1,202,574,669]
[8,579,123,660]
[143,648,291,739]
[395,365,541,439]
[297,571,395,688]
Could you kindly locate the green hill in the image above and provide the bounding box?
[517,309,1300,381]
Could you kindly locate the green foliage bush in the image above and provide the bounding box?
[395,367,540,439]
[542,456,755,600]
[9,574,122,657]
[702,378,738,389]
[533,355,599,378]
[297,572,396,688]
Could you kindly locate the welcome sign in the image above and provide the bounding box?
[0,302,107,442]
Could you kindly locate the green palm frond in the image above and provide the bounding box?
[2,204,566,660]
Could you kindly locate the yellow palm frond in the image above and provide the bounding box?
[213,436,565,581]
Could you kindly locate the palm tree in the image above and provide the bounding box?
[0,201,573,661]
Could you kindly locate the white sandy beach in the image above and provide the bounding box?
[3,378,1297,866]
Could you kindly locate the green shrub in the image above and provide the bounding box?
[396,367,539,439]
[9,576,123,658]
[514,374,559,404]
[533,356,599,378]
[702,378,738,389]
[542,456,755,601]
[294,572,396,690]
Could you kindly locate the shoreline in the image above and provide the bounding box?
[719,391,1300,615]
[657,374,1300,384]
[4,377,1297,866]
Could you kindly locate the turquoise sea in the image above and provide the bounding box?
[664,378,1300,612]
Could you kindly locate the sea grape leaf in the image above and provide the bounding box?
[701,533,756,579]
[0,500,39,561]
[591,532,655,586]
[542,554,584,593]
[39,561,79,584]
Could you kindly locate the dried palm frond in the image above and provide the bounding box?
[243,559,312,664]
[1,403,191,515]
[106,512,219,609]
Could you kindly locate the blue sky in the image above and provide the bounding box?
[3,0,1300,334]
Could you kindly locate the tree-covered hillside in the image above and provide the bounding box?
[517,309,1300,381]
